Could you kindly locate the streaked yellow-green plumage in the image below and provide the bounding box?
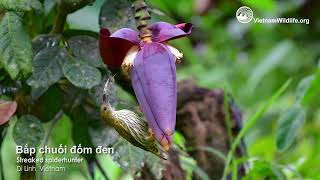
[100,79,168,160]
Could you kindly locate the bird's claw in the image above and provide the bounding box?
[146,128,154,140]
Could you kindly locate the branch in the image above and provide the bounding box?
[38,110,63,180]
[0,154,3,180]
[94,157,109,180]
[20,153,36,180]
[50,6,67,34]
[0,127,6,180]
[50,0,94,34]
[0,9,5,21]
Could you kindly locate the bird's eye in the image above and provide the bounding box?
[103,107,107,111]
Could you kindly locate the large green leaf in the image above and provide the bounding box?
[295,75,313,102]
[30,85,63,122]
[67,36,105,68]
[244,160,285,180]
[32,34,62,54]
[89,120,119,147]
[302,68,320,105]
[69,106,95,159]
[12,114,45,148]
[112,138,145,174]
[0,0,42,12]
[276,104,306,151]
[0,12,33,79]
[27,47,66,88]
[63,56,101,89]
[99,0,136,32]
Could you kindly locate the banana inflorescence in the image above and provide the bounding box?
[100,78,168,160]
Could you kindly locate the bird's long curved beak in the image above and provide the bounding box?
[103,76,116,103]
[103,79,110,103]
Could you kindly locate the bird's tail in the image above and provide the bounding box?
[154,141,169,160]
[159,148,169,160]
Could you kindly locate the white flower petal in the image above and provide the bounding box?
[166,44,183,60]
[122,45,139,67]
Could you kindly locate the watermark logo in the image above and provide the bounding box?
[236,6,309,25]
[236,6,253,23]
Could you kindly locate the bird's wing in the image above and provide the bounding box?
[115,110,149,141]
[113,110,149,147]
[115,110,169,159]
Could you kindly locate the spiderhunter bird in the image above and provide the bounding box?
[100,78,168,160]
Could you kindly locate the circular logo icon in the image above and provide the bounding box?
[236,6,253,23]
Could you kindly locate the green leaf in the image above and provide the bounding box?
[295,75,313,103]
[89,119,119,147]
[30,85,63,122]
[180,155,210,180]
[271,165,286,180]
[99,0,136,32]
[241,0,275,12]
[59,79,84,111]
[276,104,306,151]
[0,0,42,12]
[67,36,105,68]
[245,160,285,180]
[69,106,95,158]
[144,153,164,179]
[112,138,145,174]
[27,47,66,88]
[44,0,56,15]
[173,131,186,149]
[302,68,320,105]
[30,86,49,100]
[32,34,62,54]
[63,56,101,89]
[0,12,33,79]
[248,41,293,90]
[88,76,116,108]
[13,114,45,148]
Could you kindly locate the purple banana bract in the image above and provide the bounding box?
[99,22,193,148]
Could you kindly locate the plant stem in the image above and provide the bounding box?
[94,157,109,180]
[50,6,67,34]
[0,9,5,22]
[20,153,36,180]
[131,0,152,43]
[38,110,63,180]
[221,79,292,179]
[223,92,233,144]
[0,155,3,180]
[0,128,5,180]
[50,0,94,34]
